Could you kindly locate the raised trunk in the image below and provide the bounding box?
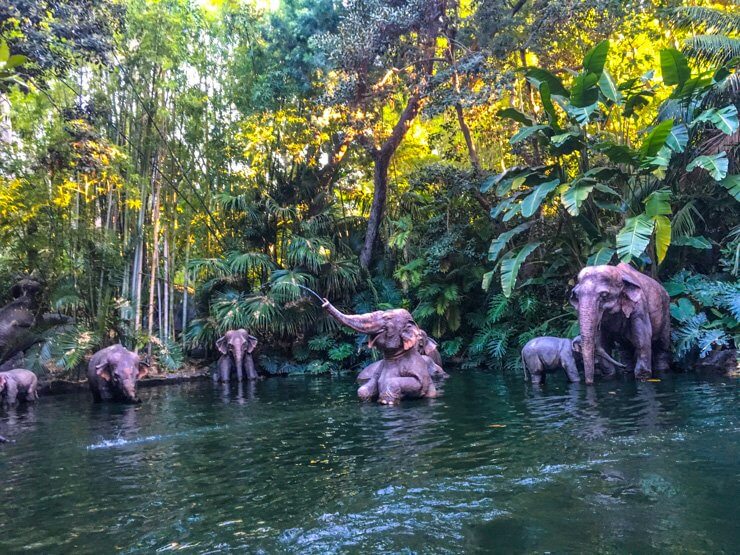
[323,303,384,334]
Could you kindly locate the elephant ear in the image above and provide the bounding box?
[572,336,582,353]
[421,334,438,356]
[216,335,229,355]
[569,285,580,310]
[401,322,421,352]
[0,375,6,390]
[96,365,112,381]
[246,334,258,353]
[620,274,643,318]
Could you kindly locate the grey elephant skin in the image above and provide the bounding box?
[522,336,625,384]
[87,345,148,403]
[214,329,258,382]
[418,330,448,378]
[0,368,38,406]
[323,301,442,404]
[570,263,671,384]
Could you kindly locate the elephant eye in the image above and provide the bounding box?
[600,291,609,299]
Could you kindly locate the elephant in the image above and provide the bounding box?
[87,344,148,403]
[570,263,671,384]
[214,329,258,382]
[418,330,448,379]
[521,336,625,384]
[322,300,439,404]
[0,368,39,406]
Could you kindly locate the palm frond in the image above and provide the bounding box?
[285,235,332,272]
[683,35,740,66]
[667,7,740,35]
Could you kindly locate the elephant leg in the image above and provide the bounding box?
[654,320,672,373]
[358,374,379,402]
[630,316,653,380]
[561,351,581,383]
[244,356,258,380]
[217,355,232,383]
[524,356,544,385]
[5,383,18,406]
[378,377,423,404]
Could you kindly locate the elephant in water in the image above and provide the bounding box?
[322,301,443,404]
[214,329,258,382]
[0,368,39,406]
[570,263,671,384]
[88,345,148,403]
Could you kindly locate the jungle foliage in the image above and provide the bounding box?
[0,0,736,377]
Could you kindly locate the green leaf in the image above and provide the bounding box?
[520,179,560,218]
[488,222,533,263]
[570,72,600,107]
[482,271,494,292]
[5,55,26,70]
[598,69,622,104]
[525,68,569,97]
[671,236,712,249]
[639,119,674,157]
[597,142,639,165]
[550,131,579,147]
[561,100,598,125]
[693,106,739,135]
[660,48,690,87]
[654,215,671,264]
[644,189,672,217]
[0,41,8,64]
[623,90,654,117]
[497,108,533,126]
[500,242,541,297]
[587,247,615,266]
[718,174,740,201]
[539,82,557,124]
[665,123,689,153]
[686,152,728,181]
[616,214,654,262]
[510,124,549,144]
[561,179,595,216]
[583,40,610,76]
[670,298,696,322]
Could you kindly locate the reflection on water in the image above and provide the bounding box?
[0,372,737,553]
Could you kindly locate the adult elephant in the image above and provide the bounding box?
[88,345,148,403]
[214,329,258,382]
[570,263,671,384]
[322,301,439,404]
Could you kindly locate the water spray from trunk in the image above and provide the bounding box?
[295,284,325,304]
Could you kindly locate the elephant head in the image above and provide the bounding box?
[322,302,422,357]
[216,329,258,375]
[570,264,643,384]
[417,330,442,366]
[94,345,148,402]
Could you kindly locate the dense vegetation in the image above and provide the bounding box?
[0,0,737,378]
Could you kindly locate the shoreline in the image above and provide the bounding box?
[38,368,211,396]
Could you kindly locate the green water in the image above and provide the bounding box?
[0,372,737,553]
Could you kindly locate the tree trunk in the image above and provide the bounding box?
[359,94,422,269]
[147,164,162,352]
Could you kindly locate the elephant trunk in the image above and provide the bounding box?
[578,300,599,385]
[233,349,244,379]
[323,302,384,334]
[122,382,138,402]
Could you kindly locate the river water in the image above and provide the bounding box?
[0,371,737,553]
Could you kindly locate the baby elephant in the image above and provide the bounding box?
[0,369,39,406]
[522,336,624,385]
